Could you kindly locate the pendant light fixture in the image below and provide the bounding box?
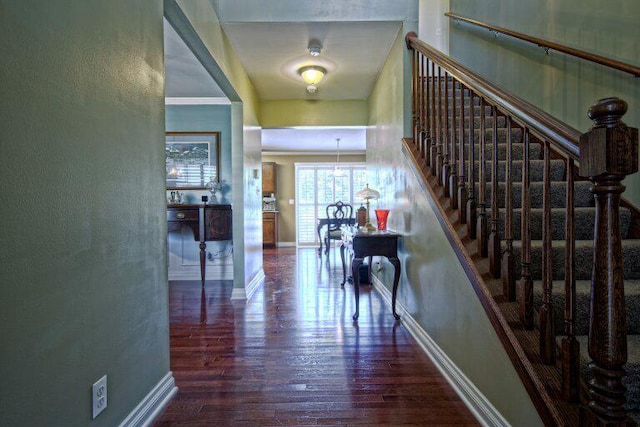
[333,138,344,177]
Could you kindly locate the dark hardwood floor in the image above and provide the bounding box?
[153,247,479,426]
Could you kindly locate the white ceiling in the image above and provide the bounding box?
[163,2,413,152]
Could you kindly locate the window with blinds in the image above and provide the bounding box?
[295,163,367,246]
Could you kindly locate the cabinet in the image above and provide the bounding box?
[262,162,277,194]
[205,204,233,241]
[263,211,278,247]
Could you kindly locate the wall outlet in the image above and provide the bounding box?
[288,199,295,205]
[92,375,107,419]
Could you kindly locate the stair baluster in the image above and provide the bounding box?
[502,116,516,301]
[488,105,501,276]
[519,128,534,329]
[466,92,477,239]
[458,83,467,223]
[443,73,451,194]
[449,81,458,208]
[562,157,580,402]
[414,50,427,157]
[430,62,437,175]
[579,98,639,426]
[421,55,428,161]
[411,49,418,146]
[477,98,489,257]
[539,140,556,364]
[435,68,443,182]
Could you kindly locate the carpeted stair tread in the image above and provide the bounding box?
[510,239,640,281]
[457,127,524,144]
[534,280,640,335]
[475,180,594,209]
[466,159,566,182]
[492,206,632,240]
[452,116,508,128]
[464,142,542,160]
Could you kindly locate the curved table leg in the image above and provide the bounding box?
[352,257,363,320]
[317,224,323,257]
[389,257,401,319]
[199,241,207,286]
[340,243,347,287]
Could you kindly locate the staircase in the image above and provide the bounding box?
[405,32,640,426]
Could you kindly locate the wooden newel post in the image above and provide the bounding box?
[579,97,638,426]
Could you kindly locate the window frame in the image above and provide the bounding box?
[294,162,367,246]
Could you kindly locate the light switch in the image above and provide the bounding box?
[289,199,295,205]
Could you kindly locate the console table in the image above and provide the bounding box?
[340,227,401,320]
[167,204,232,285]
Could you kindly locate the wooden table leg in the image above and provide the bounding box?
[199,241,206,286]
[352,257,363,320]
[340,243,347,287]
[389,257,401,319]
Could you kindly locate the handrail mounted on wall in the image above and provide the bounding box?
[445,12,640,77]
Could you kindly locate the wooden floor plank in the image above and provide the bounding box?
[152,247,480,426]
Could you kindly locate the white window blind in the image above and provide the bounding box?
[295,163,367,246]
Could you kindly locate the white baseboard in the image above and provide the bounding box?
[118,372,177,427]
[371,275,509,427]
[168,265,233,281]
[277,241,296,247]
[231,269,264,300]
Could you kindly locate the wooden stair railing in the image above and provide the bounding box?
[405,31,639,426]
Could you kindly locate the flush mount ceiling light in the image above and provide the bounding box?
[298,65,326,94]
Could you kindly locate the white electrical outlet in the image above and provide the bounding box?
[289,199,295,205]
[92,375,107,419]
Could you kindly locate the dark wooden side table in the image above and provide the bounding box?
[167,204,232,285]
[340,227,401,320]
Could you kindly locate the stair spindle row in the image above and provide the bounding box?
[406,32,639,426]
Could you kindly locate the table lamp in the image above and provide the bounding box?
[356,184,380,232]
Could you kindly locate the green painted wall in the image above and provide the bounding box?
[449,0,640,206]
[366,27,543,425]
[260,100,369,127]
[0,1,168,426]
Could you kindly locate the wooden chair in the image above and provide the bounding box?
[324,201,353,258]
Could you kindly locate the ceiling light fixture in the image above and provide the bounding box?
[298,65,326,94]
